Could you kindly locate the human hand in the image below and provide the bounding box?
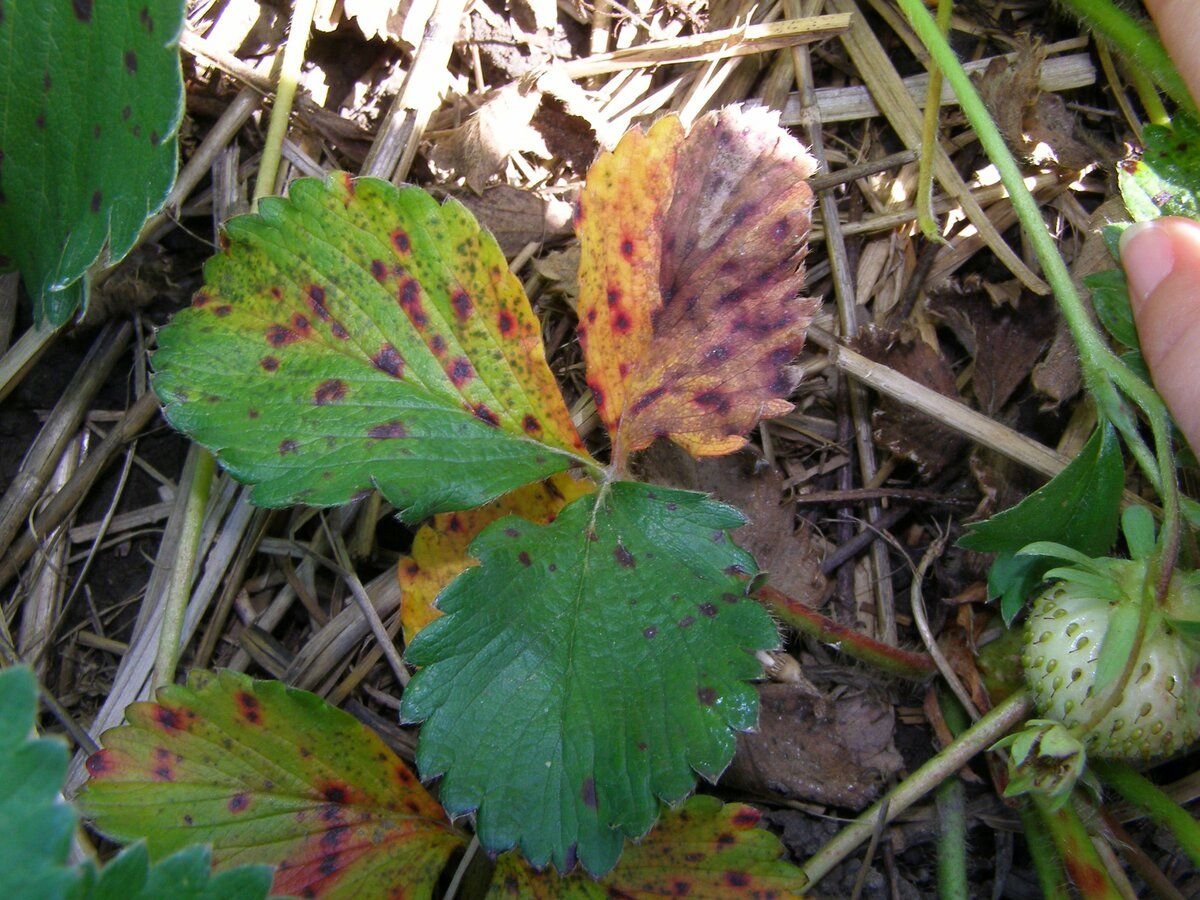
[1118,0,1200,451]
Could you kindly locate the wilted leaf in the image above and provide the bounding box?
[486,795,805,898]
[401,482,779,875]
[576,106,818,466]
[429,85,549,193]
[153,174,594,520]
[398,472,594,642]
[0,0,184,324]
[80,670,464,899]
[450,185,574,257]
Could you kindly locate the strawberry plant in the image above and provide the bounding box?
[82,105,820,891]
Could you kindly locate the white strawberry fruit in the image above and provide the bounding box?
[1022,549,1200,761]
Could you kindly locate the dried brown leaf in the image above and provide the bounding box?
[428,86,548,192]
[448,185,573,256]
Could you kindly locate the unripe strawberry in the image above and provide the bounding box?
[1022,557,1200,761]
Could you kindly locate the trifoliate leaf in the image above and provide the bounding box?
[153,174,593,520]
[398,472,594,643]
[1119,113,1200,222]
[0,667,79,900]
[576,106,818,467]
[80,670,464,899]
[401,482,779,875]
[0,0,183,324]
[486,796,804,898]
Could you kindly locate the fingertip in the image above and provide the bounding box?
[1119,217,1200,311]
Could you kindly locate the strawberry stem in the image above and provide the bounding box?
[1091,760,1200,868]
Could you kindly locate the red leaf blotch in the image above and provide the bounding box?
[613,544,635,567]
[522,414,541,435]
[472,404,500,427]
[497,310,514,335]
[279,439,299,455]
[448,357,474,387]
[391,228,411,253]
[697,686,715,705]
[371,344,405,378]
[85,751,112,776]
[266,325,300,346]
[451,289,473,321]
[367,421,407,439]
[307,285,330,320]
[518,551,532,567]
[260,356,279,372]
[237,691,262,724]
[228,793,250,813]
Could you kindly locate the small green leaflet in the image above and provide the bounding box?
[80,670,464,900]
[401,481,780,876]
[153,174,594,521]
[0,666,271,900]
[0,0,184,324]
[961,424,1124,623]
[1119,113,1200,223]
[1084,268,1139,351]
[486,796,805,898]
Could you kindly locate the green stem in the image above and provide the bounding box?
[153,447,215,687]
[253,0,319,206]
[1125,64,1171,127]
[1054,0,1196,118]
[916,0,952,242]
[897,0,1181,522]
[1091,760,1200,868]
[800,691,1032,889]
[755,584,936,679]
[1033,796,1124,898]
[936,777,967,899]
[1017,802,1071,900]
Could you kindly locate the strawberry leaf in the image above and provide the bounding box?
[401,481,779,875]
[153,174,593,520]
[576,106,818,466]
[0,0,184,324]
[80,670,464,899]
[79,844,272,900]
[399,472,595,643]
[487,796,804,898]
[1119,113,1200,222]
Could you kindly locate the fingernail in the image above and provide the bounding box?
[1120,220,1175,310]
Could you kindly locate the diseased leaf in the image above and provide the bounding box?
[0,0,183,324]
[153,174,593,520]
[399,472,594,643]
[401,481,779,875]
[1119,113,1200,222]
[80,670,464,900]
[0,667,79,899]
[576,106,818,466]
[486,795,805,898]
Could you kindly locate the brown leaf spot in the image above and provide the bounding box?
[612,311,632,334]
[613,544,635,567]
[620,237,634,259]
[307,284,330,320]
[85,751,111,775]
[123,50,137,73]
[694,390,730,414]
[266,324,300,346]
[522,414,541,435]
[581,777,597,808]
[121,105,131,121]
[699,603,717,617]
[290,313,312,336]
[448,357,474,386]
[237,691,262,724]
[372,344,405,378]
[497,310,515,335]
[370,259,387,281]
[247,409,259,419]
[588,380,605,410]
[367,421,406,439]
[451,289,473,321]
[618,362,630,378]
[322,783,349,804]
[228,793,249,813]
[330,321,348,339]
[391,228,411,253]
[398,280,426,326]
[705,344,731,363]
[630,386,666,414]
[430,334,446,356]
[153,706,183,731]
[33,112,45,129]
[643,626,657,639]
[314,379,347,405]
[139,6,153,31]
[606,286,621,306]
[725,871,751,887]
[153,763,174,781]
[41,71,50,92]
[679,615,695,629]
[473,404,500,427]
[518,551,532,566]
[730,807,760,827]
[279,439,299,455]
[213,304,231,317]
[716,832,735,846]
[72,0,93,20]
[771,217,791,240]
[260,356,279,372]
[504,527,521,538]
[671,881,691,896]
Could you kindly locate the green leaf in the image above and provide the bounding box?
[79,844,271,900]
[1083,269,1139,350]
[401,481,780,875]
[960,424,1124,559]
[1119,113,1200,223]
[153,174,593,520]
[80,670,464,900]
[486,796,805,898]
[0,0,184,324]
[1093,602,1141,695]
[0,666,79,900]
[1121,506,1156,561]
[989,553,1043,625]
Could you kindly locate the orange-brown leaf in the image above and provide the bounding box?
[398,472,595,642]
[577,107,818,467]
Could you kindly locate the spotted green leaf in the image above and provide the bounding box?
[401,481,779,876]
[153,174,593,520]
[487,795,804,898]
[1119,113,1200,223]
[79,670,464,900]
[0,0,184,324]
